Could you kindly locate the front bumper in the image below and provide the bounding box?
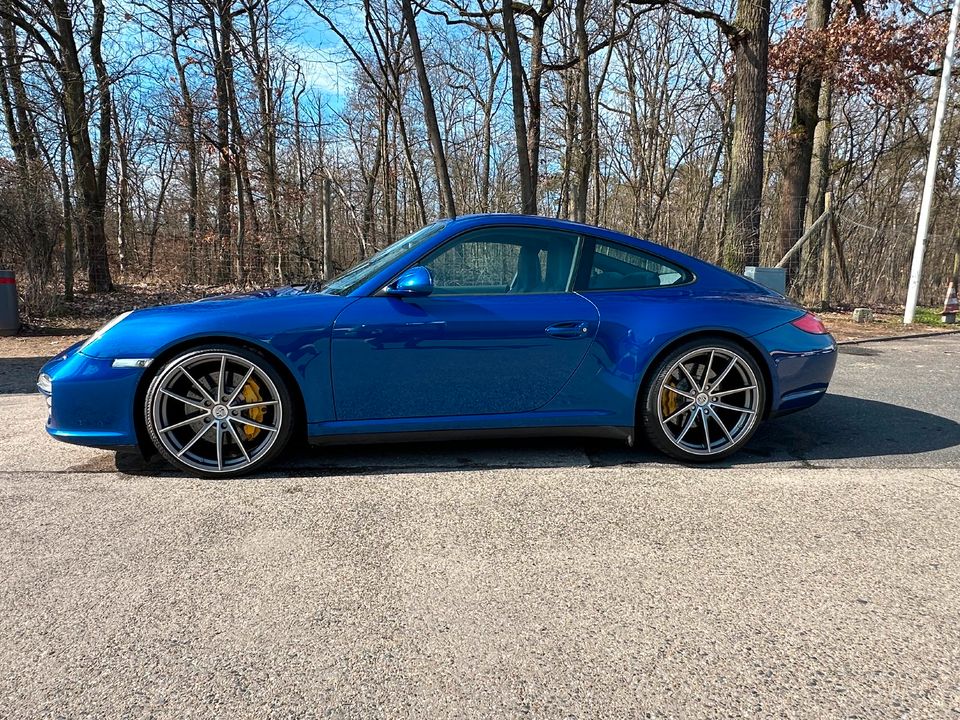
[753,322,837,417]
[38,343,147,448]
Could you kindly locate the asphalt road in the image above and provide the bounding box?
[0,335,958,718]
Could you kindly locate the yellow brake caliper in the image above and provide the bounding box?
[240,378,266,441]
[662,368,686,420]
[661,383,680,420]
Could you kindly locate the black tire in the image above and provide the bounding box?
[639,337,766,462]
[144,344,294,477]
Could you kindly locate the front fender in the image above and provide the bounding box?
[79,293,353,424]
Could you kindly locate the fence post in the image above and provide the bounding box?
[819,192,833,310]
[775,202,831,269]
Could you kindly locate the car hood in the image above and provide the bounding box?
[194,285,307,302]
[79,288,353,359]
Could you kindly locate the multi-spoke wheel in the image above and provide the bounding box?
[144,345,293,477]
[640,339,765,462]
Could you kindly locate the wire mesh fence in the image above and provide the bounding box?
[2,192,957,317]
[118,233,333,289]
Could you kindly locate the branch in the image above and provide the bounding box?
[625,0,746,43]
[416,1,506,34]
[301,0,382,91]
[9,0,61,46]
[903,1,952,19]
[542,26,634,71]
[0,8,60,69]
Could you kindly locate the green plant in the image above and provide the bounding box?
[911,307,944,326]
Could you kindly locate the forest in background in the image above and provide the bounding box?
[0,0,955,317]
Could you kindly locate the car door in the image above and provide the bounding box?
[330,226,599,420]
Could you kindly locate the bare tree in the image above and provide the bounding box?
[0,0,115,290]
[401,0,457,216]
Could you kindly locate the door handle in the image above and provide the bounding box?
[545,321,591,339]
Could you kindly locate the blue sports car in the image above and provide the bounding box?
[38,215,836,477]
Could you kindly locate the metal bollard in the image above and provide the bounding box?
[0,270,19,336]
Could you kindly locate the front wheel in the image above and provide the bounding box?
[640,339,766,462]
[144,345,294,477]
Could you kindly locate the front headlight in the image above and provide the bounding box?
[79,311,132,351]
[37,372,52,394]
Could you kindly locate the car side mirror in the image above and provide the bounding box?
[386,266,434,297]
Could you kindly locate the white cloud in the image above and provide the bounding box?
[289,43,351,96]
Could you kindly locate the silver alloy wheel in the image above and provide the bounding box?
[151,351,283,474]
[656,346,760,456]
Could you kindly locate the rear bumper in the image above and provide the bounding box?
[39,343,145,448]
[753,323,837,417]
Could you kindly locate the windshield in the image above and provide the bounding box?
[321,222,447,296]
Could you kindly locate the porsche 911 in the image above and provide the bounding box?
[38,215,837,477]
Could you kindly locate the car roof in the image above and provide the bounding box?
[444,213,684,263]
[448,213,622,233]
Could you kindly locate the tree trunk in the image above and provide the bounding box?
[0,19,60,303]
[0,16,38,169]
[502,0,536,214]
[208,3,232,280]
[777,0,831,265]
[322,178,333,280]
[89,0,113,290]
[219,2,257,279]
[51,0,112,291]
[570,0,592,223]
[393,108,428,226]
[695,89,734,257]
[801,77,834,299]
[525,8,550,212]
[361,110,384,247]
[722,0,771,270]
[112,111,132,276]
[147,165,173,276]
[558,71,576,218]
[60,141,74,301]
[479,38,501,213]
[400,0,456,217]
[166,0,199,245]
[246,0,282,244]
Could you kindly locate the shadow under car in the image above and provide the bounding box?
[112,393,960,476]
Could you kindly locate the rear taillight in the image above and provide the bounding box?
[790,312,828,334]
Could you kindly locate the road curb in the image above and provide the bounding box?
[837,328,960,346]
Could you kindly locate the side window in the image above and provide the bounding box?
[584,239,691,290]
[419,227,580,295]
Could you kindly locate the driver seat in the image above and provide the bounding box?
[508,246,543,293]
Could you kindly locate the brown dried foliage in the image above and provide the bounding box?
[770,0,947,104]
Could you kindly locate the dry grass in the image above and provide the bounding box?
[819,308,957,342]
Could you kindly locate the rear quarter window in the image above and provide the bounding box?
[582,239,692,291]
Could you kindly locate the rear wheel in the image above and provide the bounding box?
[144,345,293,477]
[640,339,765,462]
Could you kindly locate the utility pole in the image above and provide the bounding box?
[904,0,960,323]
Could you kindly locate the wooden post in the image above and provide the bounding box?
[322,178,333,281]
[775,207,831,268]
[819,192,833,310]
